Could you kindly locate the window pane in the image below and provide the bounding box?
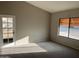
[3,29,8,34]
[59,18,69,37]
[8,18,13,23]
[69,18,79,39]
[9,38,13,43]
[3,34,8,38]
[8,29,13,33]
[3,39,8,44]
[2,23,7,28]
[2,17,7,23]
[7,23,13,28]
[8,34,13,38]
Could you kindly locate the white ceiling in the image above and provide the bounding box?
[27,1,79,13]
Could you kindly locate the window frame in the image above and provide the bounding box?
[0,15,16,45]
[58,17,79,40]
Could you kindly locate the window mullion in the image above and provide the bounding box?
[7,18,9,43]
[68,18,71,37]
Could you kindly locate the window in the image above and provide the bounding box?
[59,17,79,40]
[69,18,79,39]
[2,16,14,44]
[59,18,69,37]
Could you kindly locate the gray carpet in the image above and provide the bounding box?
[0,41,79,58]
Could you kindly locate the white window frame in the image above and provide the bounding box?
[0,15,16,47]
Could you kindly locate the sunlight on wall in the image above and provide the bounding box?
[16,36,30,46]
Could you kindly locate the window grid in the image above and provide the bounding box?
[59,17,79,40]
[2,17,14,44]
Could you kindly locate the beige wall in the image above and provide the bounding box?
[51,8,79,50]
[0,1,50,46]
[1,1,79,50]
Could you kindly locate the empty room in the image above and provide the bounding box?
[0,1,79,58]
